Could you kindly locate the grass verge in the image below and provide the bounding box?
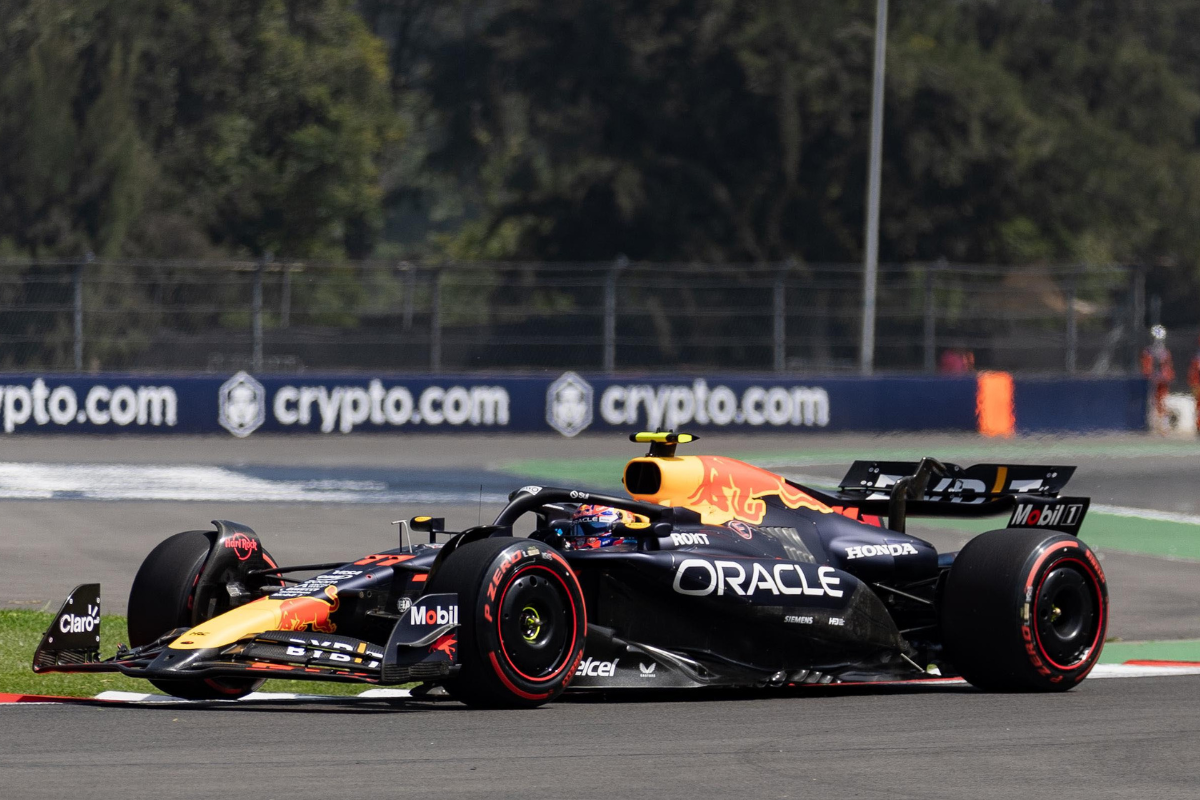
[913,511,1200,561]
[1098,639,1200,664]
[1,610,373,698]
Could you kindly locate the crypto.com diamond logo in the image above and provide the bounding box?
[546,372,593,437]
[218,371,265,438]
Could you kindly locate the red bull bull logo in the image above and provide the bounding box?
[684,456,831,525]
[430,634,456,660]
[277,585,339,633]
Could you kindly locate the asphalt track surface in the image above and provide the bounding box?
[2,433,1200,799]
[3,677,1199,799]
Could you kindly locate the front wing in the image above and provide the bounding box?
[33,585,460,687]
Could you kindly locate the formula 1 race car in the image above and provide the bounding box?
[34,432,1108,707]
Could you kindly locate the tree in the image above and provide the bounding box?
[387,0,1200,273]
[0,0,399,259]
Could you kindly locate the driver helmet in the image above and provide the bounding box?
[567,504,638,549]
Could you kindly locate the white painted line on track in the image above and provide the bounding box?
[90,688,414,703]
[1091,504,1200,526]
[0,462,507,504]
[7,668,1196,708]
[1090,663,1200,679]
[356,688,417,699]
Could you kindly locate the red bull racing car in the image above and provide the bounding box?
[33,432,1108,707]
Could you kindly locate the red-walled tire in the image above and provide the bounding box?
[941,529,1108,691]
[427,537,586,708]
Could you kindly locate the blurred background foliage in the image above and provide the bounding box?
[3,0,1200,307]
[0,0,396,260]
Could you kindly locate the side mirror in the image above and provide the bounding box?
[612,520,672,538]
[410,516,446,544]
[610,519,673,551]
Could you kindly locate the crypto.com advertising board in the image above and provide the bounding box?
[0,371,980,437]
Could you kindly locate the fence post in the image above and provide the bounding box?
[430,268,442,372]
[402,264,415,331]
[252,254,268,372]
[1065,269,1077,375]
[74,253,90,371]
[604,256,628,373]
[1131,265,1145,372]
[773,263,789,373]
[280,264,291,329]
[923,261,939,373]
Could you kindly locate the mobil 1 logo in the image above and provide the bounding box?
[1007,497,1090,535]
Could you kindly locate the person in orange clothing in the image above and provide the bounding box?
[1142,325,1175,432]
[1188,334,1200,433]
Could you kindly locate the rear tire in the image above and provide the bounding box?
[941,529,1108,691]
[427,537,586,708]
[128,530,269,700]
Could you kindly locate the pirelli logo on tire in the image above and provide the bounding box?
[1007,497,1089,535]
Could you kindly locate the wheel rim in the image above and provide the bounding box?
[497,567,572,681]
[1034,560,1101,669]
[519,606,544,642]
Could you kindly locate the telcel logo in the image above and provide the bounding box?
[575,657,620,677]
[410,604,459,626]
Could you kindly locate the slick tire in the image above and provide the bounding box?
[128,530,266,700]
[941,529,1108,692]
[427,537,586,709]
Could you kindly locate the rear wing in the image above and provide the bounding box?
[802,458,1089,535]
[838,460,1075,499]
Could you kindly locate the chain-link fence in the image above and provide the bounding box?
[0,259,1145,374]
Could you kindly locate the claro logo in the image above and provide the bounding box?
[59,604,101,633]
[0,379,177,433]
[271,380,509,433]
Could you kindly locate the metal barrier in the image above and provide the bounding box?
[0,259,1142,374]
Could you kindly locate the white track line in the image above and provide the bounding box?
[0,462,507,504]
[74,668,1200,704]
[92,688,413,703]
[1090,663,1200,679]
[5,668,1198,708]
[1091,504,1200,526]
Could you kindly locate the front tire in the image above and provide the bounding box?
[427,537,586,708]
[941,529,1108,691]
[128,530,272,700]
